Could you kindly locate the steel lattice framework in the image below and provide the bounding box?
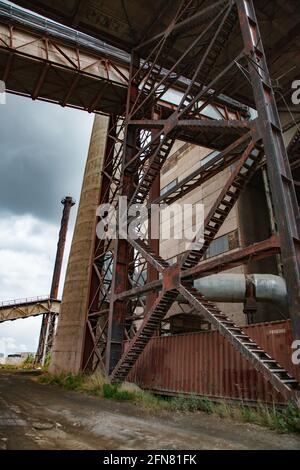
[78,0,300,401]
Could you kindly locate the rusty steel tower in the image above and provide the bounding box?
[11,0,300,401]
[78,0,300,401]
[35,196,75,364]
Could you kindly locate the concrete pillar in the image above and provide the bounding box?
[49,114,109,374]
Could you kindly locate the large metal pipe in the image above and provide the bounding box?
[193,273,288,314]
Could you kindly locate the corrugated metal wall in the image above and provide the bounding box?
[127,320,299,403]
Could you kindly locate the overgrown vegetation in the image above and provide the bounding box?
[37,371,300,434]
[0,364,19,370]
[39,372,85,390]
[43,352,52,368]
[22,353,35,368]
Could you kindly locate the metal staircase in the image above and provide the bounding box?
[110,136,300,399]
[110,289,177,383]
[111,234,300,399]
[129,237,170,272]
[179,4,237,115]
[179,283,300,400]
[197,7,237,85]
[181,142,262,270]
[107,1,300,401]
[130,135,176,206]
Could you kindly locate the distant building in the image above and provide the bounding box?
[6,354,22,365]
[6,352,34,365]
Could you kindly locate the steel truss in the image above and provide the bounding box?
[81,0,300,400]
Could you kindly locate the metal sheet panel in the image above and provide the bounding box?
[127,320,298,403]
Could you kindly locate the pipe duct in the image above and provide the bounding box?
[193,273,288,315]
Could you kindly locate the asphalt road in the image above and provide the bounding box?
[0,370,300,450]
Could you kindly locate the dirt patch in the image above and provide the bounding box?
[0,370,300,450]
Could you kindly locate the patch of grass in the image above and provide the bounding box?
[0,354,38,371]
[169,395,214,413]
[102,383,136,401]
[223,402,300,434]
[283,403,300,433]
[240,405,258,424]
[134,390,168,411]
[258,403,300,434]
[0,364,19,370]
[215,402,234,419]
[81,369,107,396]
[39,372,84,391]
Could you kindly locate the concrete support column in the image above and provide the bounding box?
[49,114,109,374]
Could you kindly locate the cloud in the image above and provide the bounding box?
[0,213,65,299]
[0,94,93,223]
[0,93,94,354]
[0,318,42,356]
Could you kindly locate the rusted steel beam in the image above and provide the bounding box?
[105,52,140,375]
[115,236,281,302]
[81,116,116,373]
[128,119,251,131]
[136,0,230,51]
[153,132,252,206]
[146,109,161,313]
[184,235,281,281]
[236,0,300,346]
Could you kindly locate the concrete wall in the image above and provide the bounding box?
[50,114,109,375]
[160,141,245,325]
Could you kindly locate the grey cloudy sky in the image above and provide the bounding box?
[0,93,94,356]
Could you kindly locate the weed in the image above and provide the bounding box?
[43,353,51,368]
[240,406,258,424]
[102,383,136,401]
[215,402,234,419]
[169,395,214,413]
[39,373,84,390]
[81,369,107,394]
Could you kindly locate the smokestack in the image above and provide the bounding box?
[35,196,75,364]
[50,197,76,299]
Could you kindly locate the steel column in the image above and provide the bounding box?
[236,0,300,342]
[105,53,140,374]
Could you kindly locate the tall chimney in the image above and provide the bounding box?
[35,196,75,364]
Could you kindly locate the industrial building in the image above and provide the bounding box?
[0,0,300,405]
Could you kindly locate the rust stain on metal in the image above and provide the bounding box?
[163,265,180,292]
[127,320,298,403]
